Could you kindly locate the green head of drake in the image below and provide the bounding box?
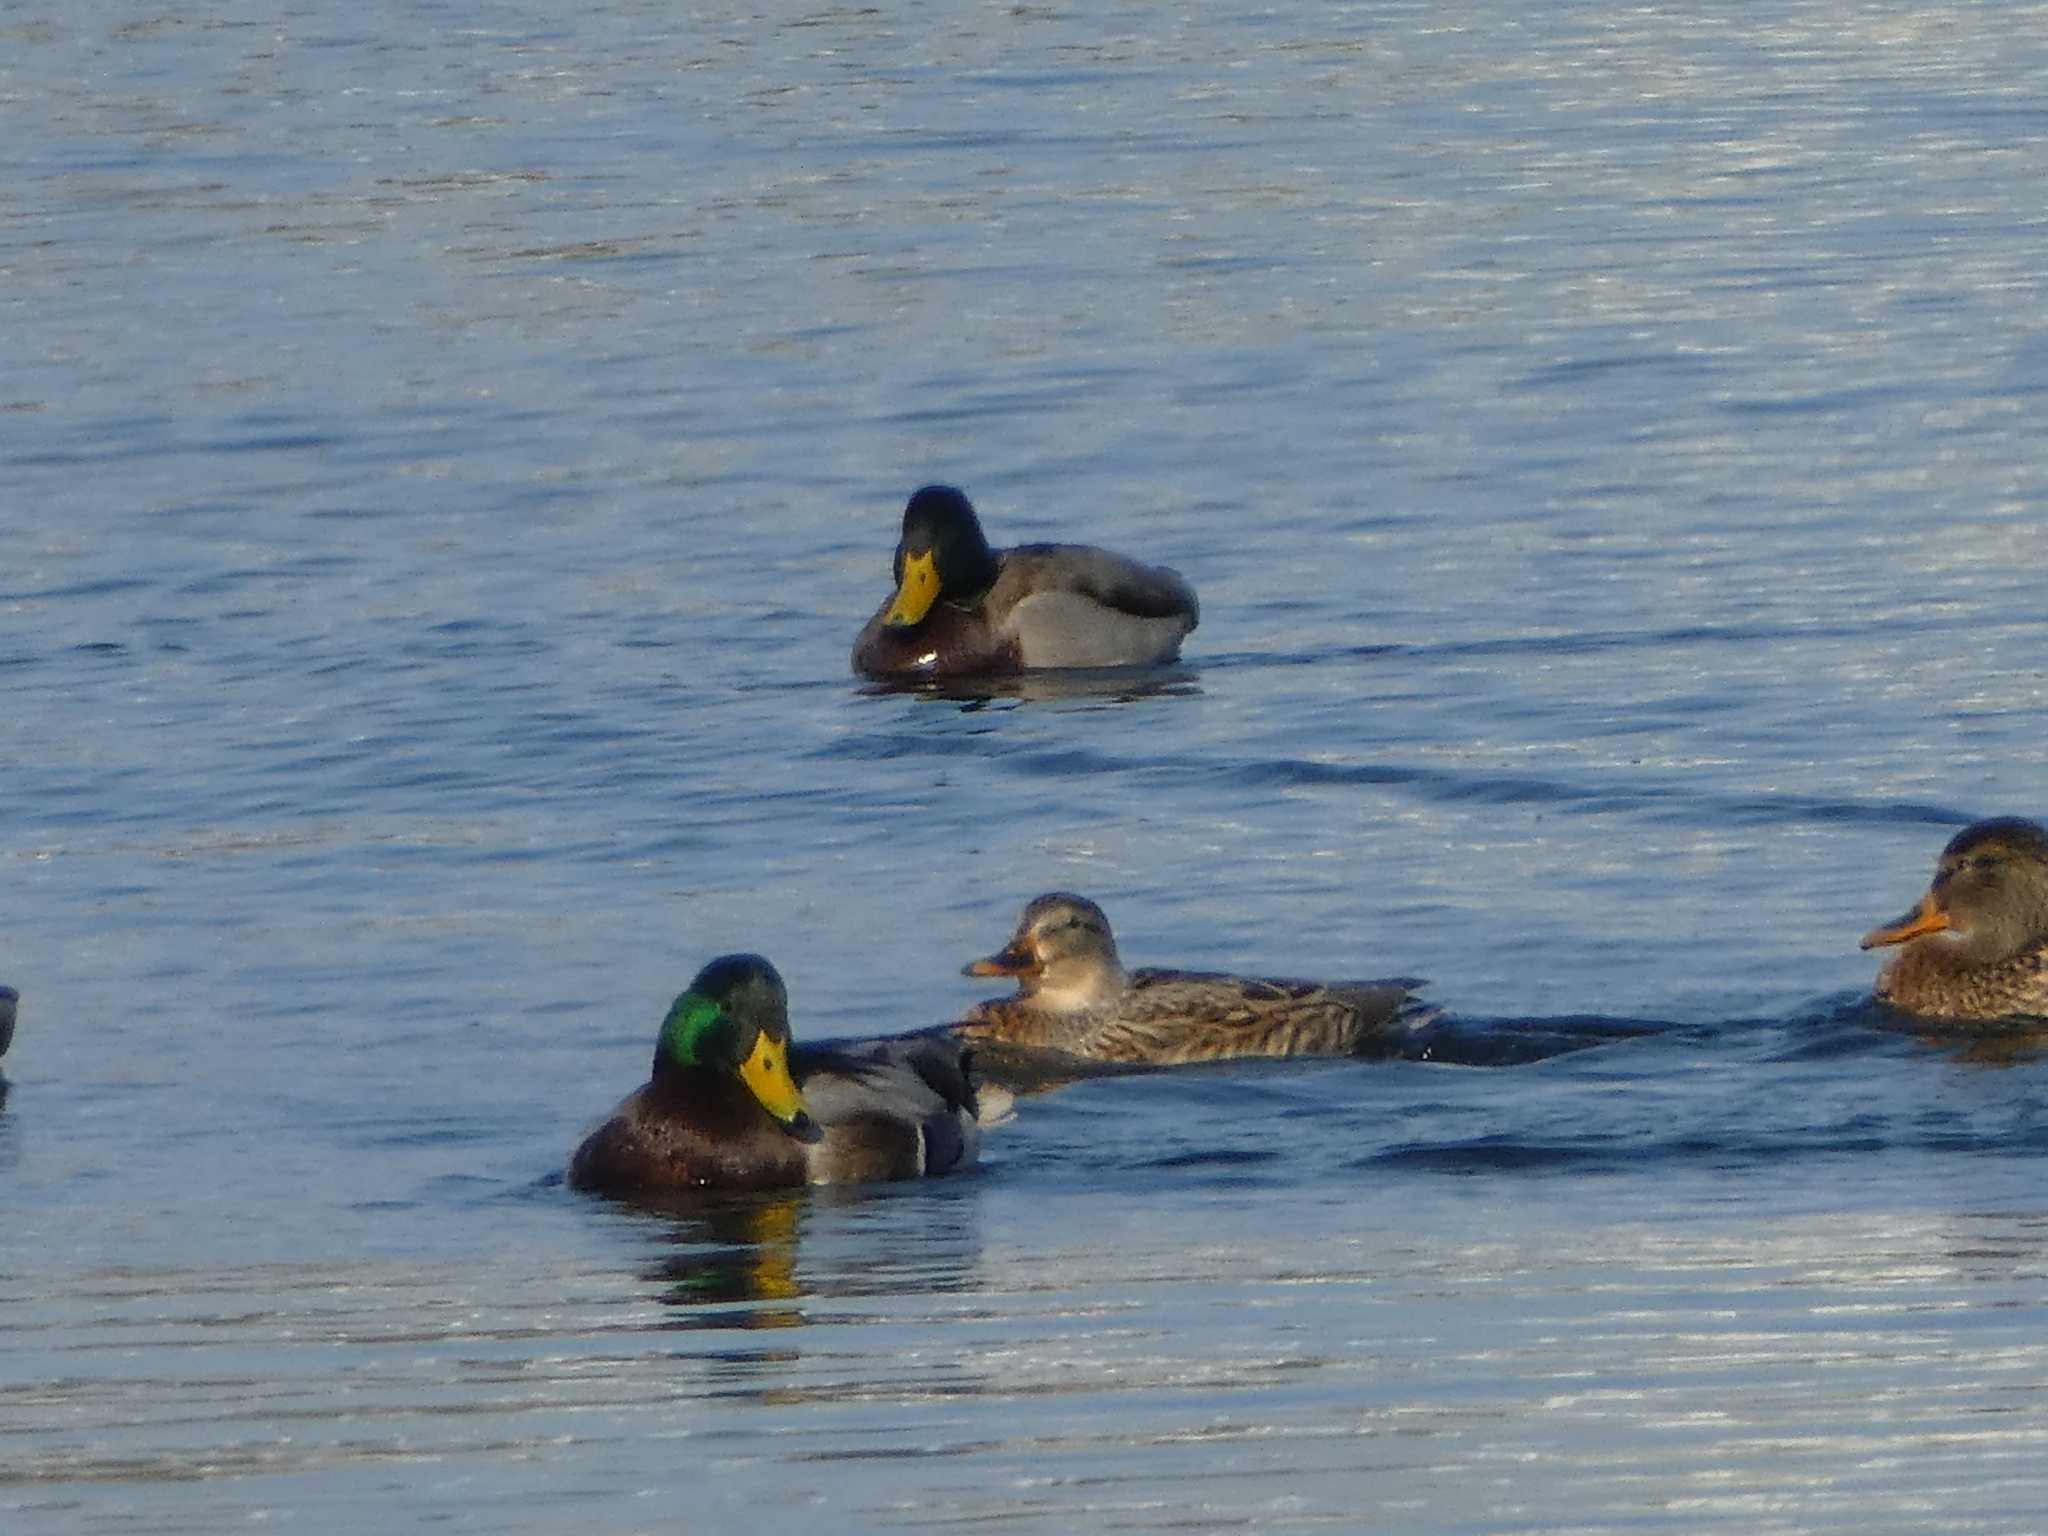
[658,955,822,1143]
[882,485,1001,627]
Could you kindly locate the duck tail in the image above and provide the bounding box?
[971,1081,1017,1128]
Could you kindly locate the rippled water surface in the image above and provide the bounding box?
[7,1,2048,1530]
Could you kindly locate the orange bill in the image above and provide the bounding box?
[964,944,1035,979]
[1859,891,1952,950]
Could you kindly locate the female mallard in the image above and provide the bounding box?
[1861,817,2048,1022]
[570,954,994,1194]
[851,485,1198,679]
[955,893,1433,1065]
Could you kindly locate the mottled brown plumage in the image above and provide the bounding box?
[955,893,1433,1065]
[851,486,1197,680]
[1861,817,2048,1023]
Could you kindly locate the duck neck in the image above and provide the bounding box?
[1027,956,1128,1014]
[648,1058,772,1136]
[939,524,999,601]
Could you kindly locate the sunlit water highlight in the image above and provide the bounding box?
[7,0,2048,1529]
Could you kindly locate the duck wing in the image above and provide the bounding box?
[794,1033,988,1180]
[998,544,1198,624]
[1098,969,1432,1062]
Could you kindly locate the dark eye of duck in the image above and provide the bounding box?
[1943,853,1989,884]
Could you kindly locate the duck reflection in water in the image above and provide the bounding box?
[859,662,1202,707]
[0,984,15,1112]
[644,1192,807,1329]
[1911,1028,2048,1065]
[637,1184,989,1391]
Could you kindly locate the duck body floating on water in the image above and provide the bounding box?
[1862,817,2048,1023]
[956,893,1432,1067]
[570,954,996,1195]
[852,485,1198,680]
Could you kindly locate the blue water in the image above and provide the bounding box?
[7,0,2048,1530]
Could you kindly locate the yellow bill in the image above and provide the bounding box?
[738,1032,822,1142]
[883,550,941,627]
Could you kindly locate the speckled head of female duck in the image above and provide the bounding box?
[1861,817,2048,1022]
[964,891,1127,1013]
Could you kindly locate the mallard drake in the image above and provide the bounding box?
[570,954,994,1194]
[851,485,1199,679]
[955,893,1433,1065]
[1861,817,2048,1022]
